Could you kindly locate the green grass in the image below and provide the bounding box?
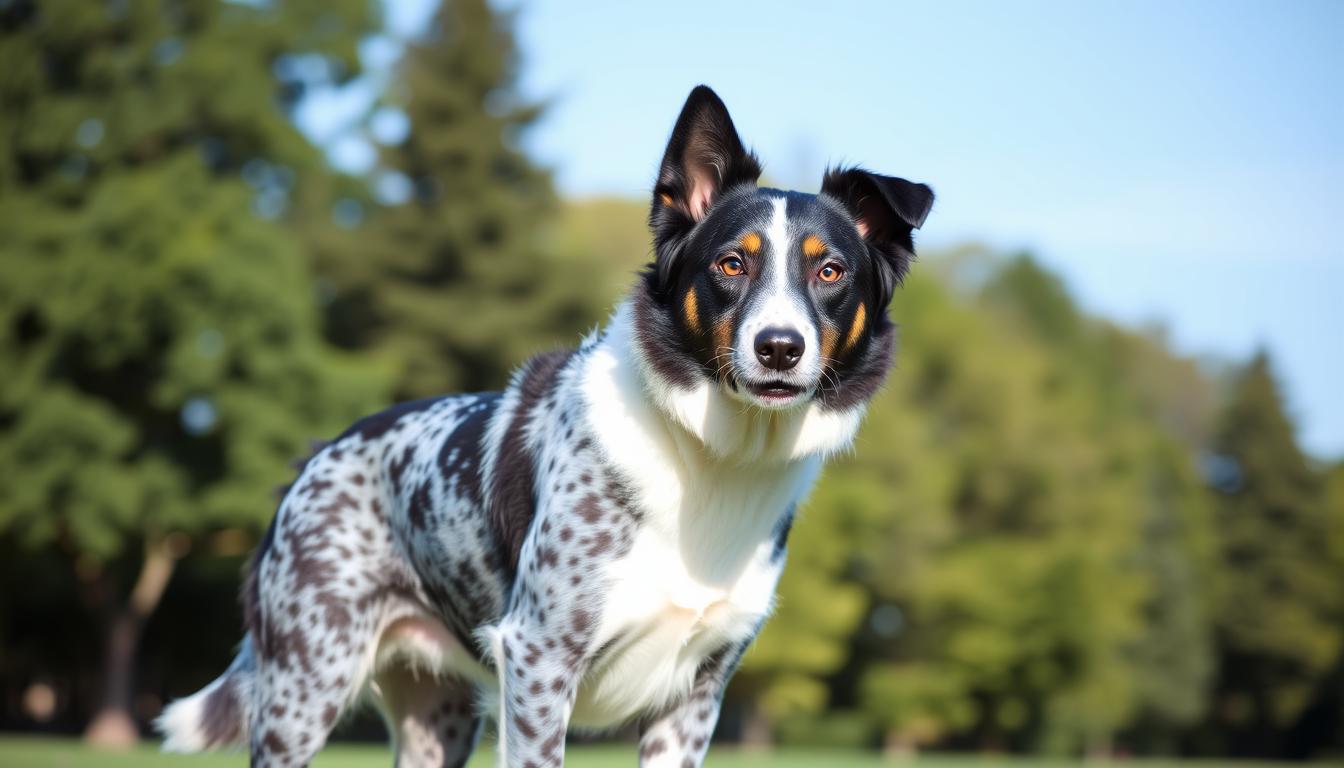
[0,737,1320,768]
[0,737,894,767]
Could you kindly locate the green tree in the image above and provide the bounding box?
[1205,352,1340,755]
[1125,436,1216,750]
[737,500,870,746]
[812,255,1222,756]
[1273,460,1344,758]
[0,0,382,745]
[978,255,1220,752]
[316,0,594,399]
[982,257,1222,749]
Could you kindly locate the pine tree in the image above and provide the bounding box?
[316,0,595,399]
[1206,351,1340,755]
[1126,437,1216,750]
[0,0,381,746]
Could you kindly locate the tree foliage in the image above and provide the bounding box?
[1204,352,1340,755]
[313,0,595,398]
[0,0,383,743]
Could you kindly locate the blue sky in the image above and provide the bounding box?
[299,0,1343,457]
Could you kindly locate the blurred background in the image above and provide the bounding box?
[1,0,1341,762]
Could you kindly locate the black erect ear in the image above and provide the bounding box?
[821,167,934,304]
[649,86,762,290]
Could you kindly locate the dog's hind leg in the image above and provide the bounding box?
[373,661,480,768]
[245,557,391,767]
[247,644,362,767]
[245,455,419,766]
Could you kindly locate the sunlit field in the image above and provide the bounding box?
[0,738,1324,768]
[1,739,873,767]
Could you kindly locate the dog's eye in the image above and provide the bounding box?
[818,262,845,283]
[718,254,746,277]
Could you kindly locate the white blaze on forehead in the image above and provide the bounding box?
[754,197,798,323]
[735,196,820,381]
[765,196,791,292]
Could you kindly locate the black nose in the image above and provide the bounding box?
[754,328,805,372]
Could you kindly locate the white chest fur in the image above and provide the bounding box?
[568,456,815,728]
[568,311,827,727]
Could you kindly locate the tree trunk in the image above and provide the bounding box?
[883,728,918,760]
[84,608,143,748]
[83,536,183,749]
[1084,731,1115,761]
[740,702,774,752]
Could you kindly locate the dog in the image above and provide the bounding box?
[157,85,932,768]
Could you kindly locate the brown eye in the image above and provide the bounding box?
[818,262,845,283]
[718,254,746,276]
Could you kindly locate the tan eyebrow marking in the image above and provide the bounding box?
[740,232,762,255]
[841,303,867,354]
[683,286,702,334]
[802,234,827,259]
[659,193,674,206]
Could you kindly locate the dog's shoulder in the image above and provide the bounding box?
[486,347,580,573]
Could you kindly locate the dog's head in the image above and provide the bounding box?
[635,86,933,416]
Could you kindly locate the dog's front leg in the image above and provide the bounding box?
[637,640,749,768]
[491,493,628,766]
[491,609,589,768]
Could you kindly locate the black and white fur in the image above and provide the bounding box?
[158,85,933,768]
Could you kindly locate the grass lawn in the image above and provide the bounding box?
[0,737,1319,768]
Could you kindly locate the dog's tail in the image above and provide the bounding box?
[156,634,256,752]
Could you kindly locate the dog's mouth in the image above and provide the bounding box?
[742,380,805,405]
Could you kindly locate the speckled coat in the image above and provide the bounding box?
[157,85,932,768]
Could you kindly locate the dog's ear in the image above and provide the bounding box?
[821,167,933,303]
[649,86,761,290]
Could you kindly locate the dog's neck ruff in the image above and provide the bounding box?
[589,300,864,466]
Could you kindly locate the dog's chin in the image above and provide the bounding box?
[724,376,815,410]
